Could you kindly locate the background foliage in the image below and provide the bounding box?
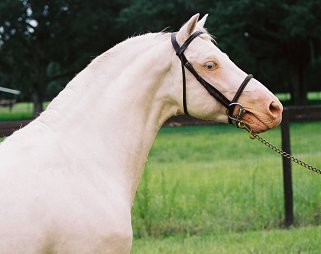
[1,0,321,116]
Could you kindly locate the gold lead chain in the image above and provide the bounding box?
[237,121,321,175]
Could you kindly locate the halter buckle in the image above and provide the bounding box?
[227,102,246,127]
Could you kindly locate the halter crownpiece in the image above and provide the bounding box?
[171,31,253,126]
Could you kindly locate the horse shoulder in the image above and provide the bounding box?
[0,122,132,253]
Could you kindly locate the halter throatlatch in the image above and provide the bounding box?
[171,31,253,126]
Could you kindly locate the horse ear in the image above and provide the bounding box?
[197,14,208,28]
[176,13,200,44]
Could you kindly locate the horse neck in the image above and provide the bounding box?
[39,33,178,204]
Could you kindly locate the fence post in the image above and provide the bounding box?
[280,108,294,228]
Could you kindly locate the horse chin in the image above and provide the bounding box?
[241,113,271,134]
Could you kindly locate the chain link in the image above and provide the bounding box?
[238,122,321,175]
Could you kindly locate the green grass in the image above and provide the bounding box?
[276,92,292,101]
[275,91,321,102]
[308,91,321,100]
[132,123,321,238]
[0,102,33,121]
[132,226,321,253]
[0,102,50,121]
[132,122,321,252]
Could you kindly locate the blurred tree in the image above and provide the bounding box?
[0,0,127,117]
[116,0,212,34]
[208,0,321,104]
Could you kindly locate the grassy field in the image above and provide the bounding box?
[130,122,321,252]
[132,123,321,238]
[0,102,34,121]
[275,91,321,103]
[132,226,321,253]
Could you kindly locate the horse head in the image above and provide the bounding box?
[171,14,283,133]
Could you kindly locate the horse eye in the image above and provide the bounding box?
[205,61,217,70]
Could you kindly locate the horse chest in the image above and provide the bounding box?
[0,178,133,254]
[0,149,132,253]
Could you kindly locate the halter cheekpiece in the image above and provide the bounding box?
[171,31,253,126]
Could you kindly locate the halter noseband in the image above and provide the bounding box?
[171,31,253,126]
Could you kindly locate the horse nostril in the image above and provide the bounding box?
[269,101,283,118]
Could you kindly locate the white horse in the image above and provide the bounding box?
[0,14,282,253]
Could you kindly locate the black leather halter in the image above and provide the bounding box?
[171,31,253,125]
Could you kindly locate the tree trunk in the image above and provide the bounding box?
[32,63,47,118]
[32,90,44,118]
[290,66,308,105]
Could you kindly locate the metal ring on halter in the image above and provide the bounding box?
[227,102,246,127]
